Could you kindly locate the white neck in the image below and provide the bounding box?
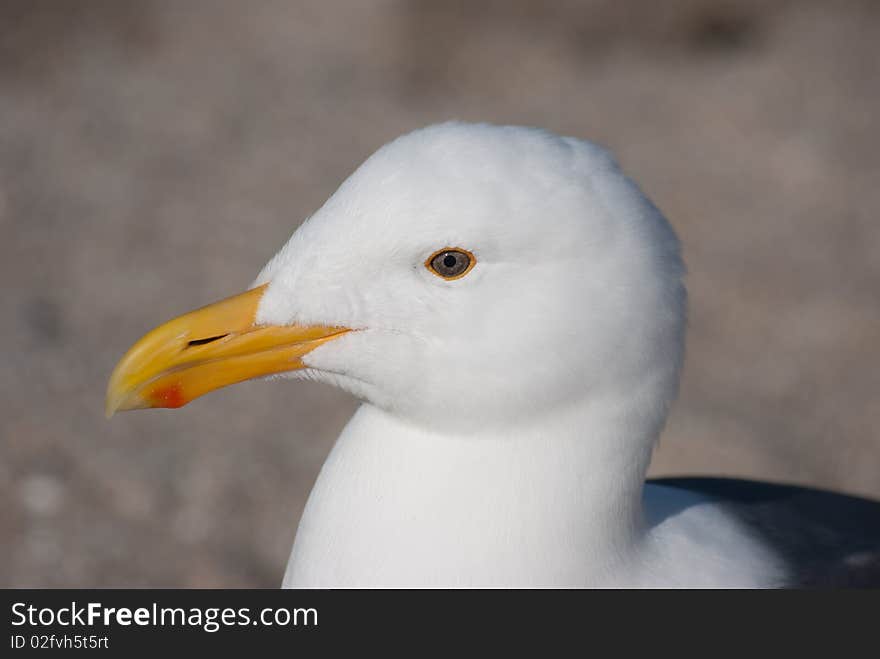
[284,391,664,587]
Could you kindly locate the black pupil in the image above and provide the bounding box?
[443,254,458,268]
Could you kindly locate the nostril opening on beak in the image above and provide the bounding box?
[187,334,228,347]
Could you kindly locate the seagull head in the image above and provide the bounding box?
[107,122,686,432]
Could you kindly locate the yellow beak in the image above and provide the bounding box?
[105,284,350,417]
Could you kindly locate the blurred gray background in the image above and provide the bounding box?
[1,0,878,587]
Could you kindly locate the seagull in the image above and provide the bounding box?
[106,122,880,587]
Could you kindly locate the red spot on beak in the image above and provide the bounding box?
[148,382,187,409]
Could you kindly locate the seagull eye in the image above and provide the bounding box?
[426,248,475,280]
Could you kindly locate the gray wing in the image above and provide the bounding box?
[648,477,880,588]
